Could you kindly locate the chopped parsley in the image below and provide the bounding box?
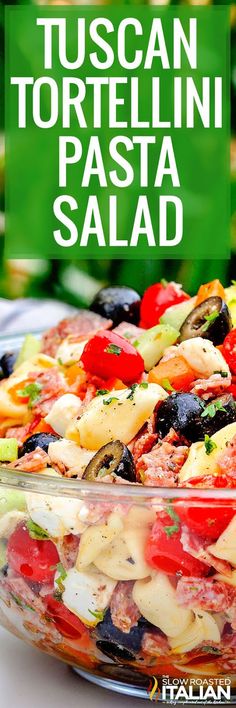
[201,400,226,419]
[202,311,219,332]
[96,389,109,396]
[57,357,63,366]
[204,434,217,455]
[127,384,138,400]
[105,344,122,356]
[10,593,35,612]
[27,520,50,540]
[213,370,228,378]
[17,382,42,408]
[164,524,179,537]
[161,378,175,393]
[166,504,180,523]
[53,562,67,593]
[103,396,119,406]
[139,382,148,389]
[88,609,105,622]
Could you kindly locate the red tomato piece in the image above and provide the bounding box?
[140,281,190,328]
[222,330,236,374]
[183,474,236,489]
[7,523,60,584]
[174,499,235,541]
[45,596,88,640]
[145,512,209,577]
[81,330,144,384]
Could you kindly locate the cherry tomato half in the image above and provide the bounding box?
[183,474,236,489]
[45,596,89,641]
[222,329,236,375]
[7,523,59,584]
[174,499,235,541]
[140,281,190,329]
[145,512,209,577]
[81,330,144,384]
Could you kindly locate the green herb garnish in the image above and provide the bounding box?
[17,382,42,408]
[105,344,122,356]
[139,382,148,389]
[204,434,217,455]
[103,396,119,406]
[161,378,175,393]
[27,520,50,540]
[127,384,138,400]
[161,278,168,288]
[53,562,67,593]
[10,593,36,612]
[88,609,105,622]
[201,400,226,419]
[166,505,180,523]
[164,524,179,537]
[202,311,219,332]
[96,389,109,396]
[213,370,228,378]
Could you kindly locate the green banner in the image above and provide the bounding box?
[5,5,230,260]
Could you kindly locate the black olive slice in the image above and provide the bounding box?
[199,393,236,438]
[0,352,17,378]
[156,392,205,442]
[20,432,60,456]
[90,286,141,327]
[83,440,136,483]
[96,640,135,663]
[179,296,232,345]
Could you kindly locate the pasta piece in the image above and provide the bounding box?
[0,510,26,538]
[123,505,156,530]
[69,384,167,450]
[178,338,229,378]
[0,354,58,420]
[170,610,221,654]
[56,336,88,366]
[48,438,94,477]
[133,572,193,637]
[179,423,236,483]
[62,566,116,627]
[94,528,151,580]
[27,470,87,538]
[45,394,82,436]
[208,515,236,566]
[76,513,124,570]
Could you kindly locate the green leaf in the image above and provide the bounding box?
[52,562,67,593]
[17,382,42,409]
[105,344,122,356]
[96,389,109,396]
[161,378,175,392]
[204,434,217,456]
[27,520,50,540]
[139,382,148,389]
[164,524,179,537]
[103,396,119,406]
[201,311,219,333]
[201,400,226,419]
[166,504,180,523]
[127,384,138,400]
[213,370,228,378]
[88,608,105,622]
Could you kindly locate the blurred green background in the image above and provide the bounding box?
[0,0,236,306]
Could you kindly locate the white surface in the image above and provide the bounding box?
[0,627,139,708]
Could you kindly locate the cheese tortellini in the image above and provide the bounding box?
[67,383,167,450]
[170,610,221,654]
[0,354,57,420]
[208,515,236,566]
[179,423,236,483]
[94,527,151,580]
[133,572,193,637]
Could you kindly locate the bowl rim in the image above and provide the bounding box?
[0,467,235,503]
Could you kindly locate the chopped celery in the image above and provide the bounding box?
[134,324,179,371]
[0,489,26,517]
[0,438,18,462]
[14,334,41,370]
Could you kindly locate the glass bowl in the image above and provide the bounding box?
[0,469,236,703]
[0,331,236,703]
